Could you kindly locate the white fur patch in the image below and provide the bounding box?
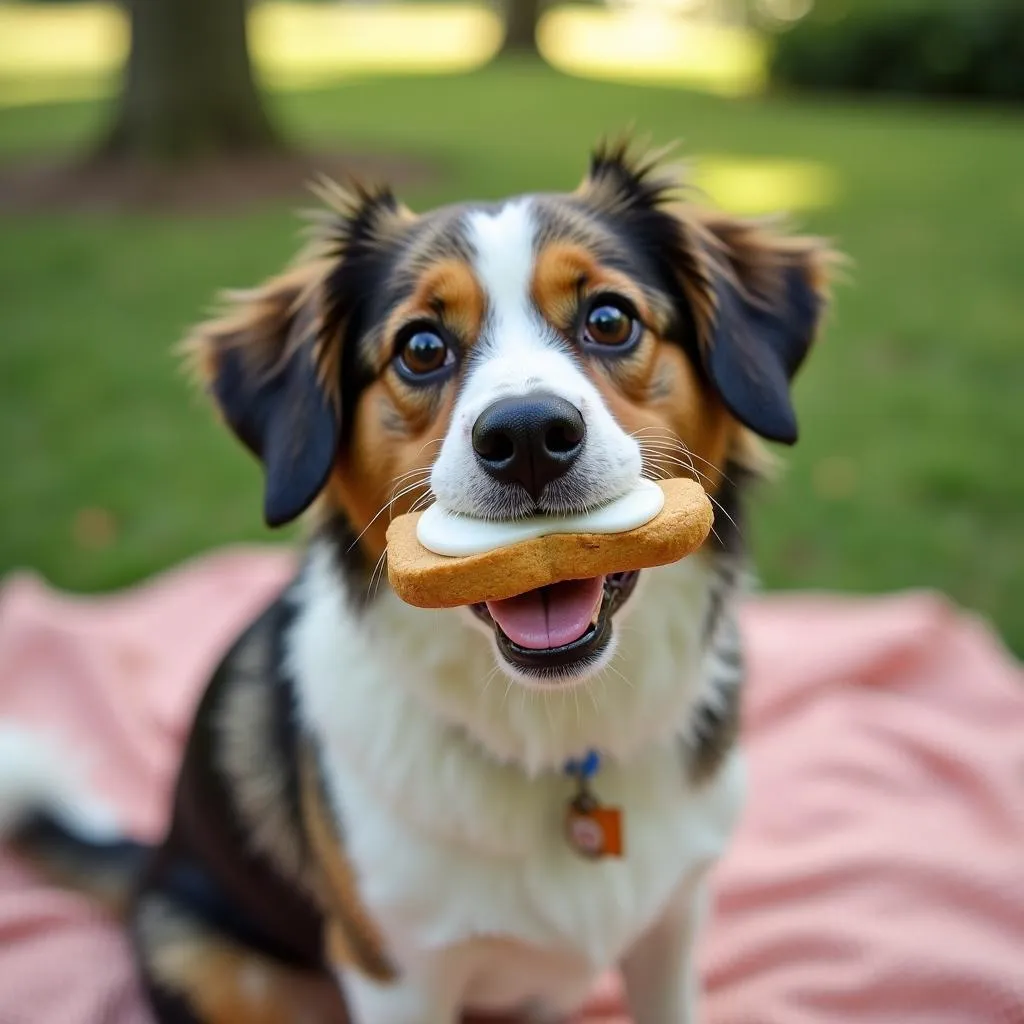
[0,726,121,842]
[429,200,642,519]
[465,199,536,321]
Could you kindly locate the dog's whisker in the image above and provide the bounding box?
[387,475,432,502]
[583,677,601,712]
[389,468,434,492]
[388,487,433,523]
[362,547,387,602]
[641,449,709,483]
[635,439,706,464]
[391,457,438,479]
[636,441,713,465]
[633,433,738,486]
[629,426,681,438]
[386,461,436,505]
[704,494,741,541]
[347,479,431,556]
[408,436,445,462]
[637,448,742,540]
[366,546,390,601]
[640,451,735,513]
[603,659,632,690]
[640,449,711,485]
[365,547,386,590]
[640,464,673,483]
[407,492,435,515]
[480,662,503,700]
[634,428,728,463]
[391,459,436,478]
[542,687,556,738]
[382,442,444,495]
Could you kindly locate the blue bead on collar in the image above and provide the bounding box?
[564,749,601,779]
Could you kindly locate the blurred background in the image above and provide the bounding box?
[0,0,1021,652]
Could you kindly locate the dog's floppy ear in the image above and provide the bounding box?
[184,178,413,528]
[579,142,835,445]
[185,260,339,527]
[688,212,832,445]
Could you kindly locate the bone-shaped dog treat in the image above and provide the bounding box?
[386,477,714,610]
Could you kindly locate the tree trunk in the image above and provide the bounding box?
[100,0,282,162]
[499,0,543,57]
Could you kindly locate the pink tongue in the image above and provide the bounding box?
[486,576,605,650]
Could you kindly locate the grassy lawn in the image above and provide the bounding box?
[1,59,1022,652]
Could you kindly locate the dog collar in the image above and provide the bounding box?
[564,749,601,780]
[563,750,623,859]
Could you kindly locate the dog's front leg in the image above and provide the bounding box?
[619,879,708,1024]
[337,957,462,1024]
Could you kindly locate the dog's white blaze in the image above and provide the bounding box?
[465,199,536,329]
[462,199,569,398]
[429,200,643,521]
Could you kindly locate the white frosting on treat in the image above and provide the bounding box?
[415,479,665,558]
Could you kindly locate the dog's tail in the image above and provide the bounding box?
[0,726,150,916]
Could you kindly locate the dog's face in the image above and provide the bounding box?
[189,145,830,686]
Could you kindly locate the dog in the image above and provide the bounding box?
[0,142,833,1023]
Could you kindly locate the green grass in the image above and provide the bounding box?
[1,63,1023,653]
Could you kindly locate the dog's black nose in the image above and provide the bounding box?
[472,394,586,501]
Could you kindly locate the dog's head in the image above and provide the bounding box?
[187,144,833,686]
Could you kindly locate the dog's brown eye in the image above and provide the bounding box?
[396,326,454,381]
[582,298,639,350]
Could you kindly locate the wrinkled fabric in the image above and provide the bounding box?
[1,549,1022,1024]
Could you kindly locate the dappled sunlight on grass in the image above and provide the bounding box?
[0,1,763,109]
[539,6,766,97]
[695,156,838,213]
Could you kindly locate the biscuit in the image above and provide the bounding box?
[385,477,713,609]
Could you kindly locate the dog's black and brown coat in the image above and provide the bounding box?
[4,144,834,1023]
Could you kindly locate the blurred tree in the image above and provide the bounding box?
[101,0,282,161]
[499,0,543,57]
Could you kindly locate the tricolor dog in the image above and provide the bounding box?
[0,144,834,1023]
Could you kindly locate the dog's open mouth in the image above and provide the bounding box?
[471,571,639,680]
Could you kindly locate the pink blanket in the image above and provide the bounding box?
[1,549,1022,1023]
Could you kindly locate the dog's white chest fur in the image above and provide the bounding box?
[330,741,742,1012]
[289,547,744,1015]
